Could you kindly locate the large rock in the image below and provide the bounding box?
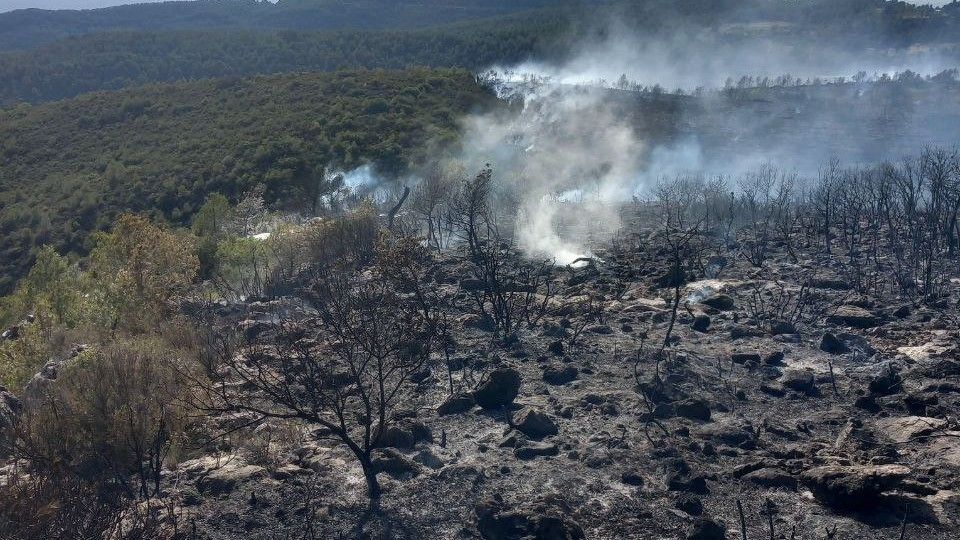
[742,468,797,490]
[460,314,495,332]
[674,398,711,421]
[543,365,578,386]
[476,494,584,540]
[780,369,817,395]
[694,420,757,449]
[22,345,87,402]
[372,448,421,477]
[196,462,267,495]
[512,407,559,439]
[474,368,522,409]
[437,392,476,415]
[827,305,880,328]
[799,464,910,510]
[691,315,711,333]
[375,420,432,449]
[875,416,948,443]
[701,294,735,311]
[687,518,726,540]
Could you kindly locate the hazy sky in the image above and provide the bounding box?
[0,0,953,13]
[0,0,189,11]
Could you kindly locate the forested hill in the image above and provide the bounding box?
[3,0,959,53]
[0,0,564,51]
[0,12,571,106]
[0,68,497,293]
[2,0,960,106]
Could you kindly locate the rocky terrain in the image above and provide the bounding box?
[4,218,952,540]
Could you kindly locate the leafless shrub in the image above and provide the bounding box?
[744,279,845,330]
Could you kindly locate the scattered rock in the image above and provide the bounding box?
[474,368,522,409]
[0,387,22,456]
[372,448,421,477]
[621,471,645,486]
[460,313,494,332]
[694,420,757,449]
[413,449,444,470]
[731,353,761,365]
[376,420,432,449]
[769,320,796,335]
[674,494,703,516]
[730,325,765,340]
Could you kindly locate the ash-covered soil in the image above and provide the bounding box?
[161,231,959,540]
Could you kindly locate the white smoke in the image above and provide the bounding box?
[456,82,647,264]
[451,14,960,265]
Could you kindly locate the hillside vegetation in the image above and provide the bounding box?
[0,13,569,106]
[0,68,497,293]
[0,0,561,51]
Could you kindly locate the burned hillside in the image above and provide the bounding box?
[2,150,959,539]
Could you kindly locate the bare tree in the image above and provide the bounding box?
[196,262,433,504]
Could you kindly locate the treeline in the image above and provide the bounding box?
[0,68,498,294]
[2,0,956,53]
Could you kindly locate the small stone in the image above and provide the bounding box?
[514,441,559,460]
[731,353,761,365]
[820,332,849,354]
[692,315,711,333]
[827,305,880,328]
[543,365,578,385]
[512,407,559,439]
[781,369,817,395]
[621,471,645,486]
[437,393,475,415]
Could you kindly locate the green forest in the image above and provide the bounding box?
[2,0,960,105]
[0,68,497,293]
